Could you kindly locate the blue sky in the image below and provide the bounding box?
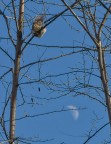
[0,0,111,144]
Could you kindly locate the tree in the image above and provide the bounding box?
[0,0,111,143]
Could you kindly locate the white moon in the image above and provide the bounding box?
[67,105,79,120]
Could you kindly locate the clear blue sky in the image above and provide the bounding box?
[0,1,110,144]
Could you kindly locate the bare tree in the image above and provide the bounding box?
[61,0,111,126]
[0,0,111,144]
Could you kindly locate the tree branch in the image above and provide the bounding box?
[83,122,109,144]
[0,10,16,48]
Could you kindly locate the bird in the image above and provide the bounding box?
[32,15,46,38]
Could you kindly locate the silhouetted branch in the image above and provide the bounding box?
[83,122,109,144]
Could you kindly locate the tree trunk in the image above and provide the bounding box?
[9,0,24,143]
[98,41,111,126]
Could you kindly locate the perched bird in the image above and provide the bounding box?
[32,15,46,38]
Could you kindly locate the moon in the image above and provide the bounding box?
[67,105,79,120]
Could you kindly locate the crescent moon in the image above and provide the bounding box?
[67,105,79,120]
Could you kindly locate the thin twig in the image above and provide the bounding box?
[0,47,14,61]
[0,10,16,48]
[83,122,109,144]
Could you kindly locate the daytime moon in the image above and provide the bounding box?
[67,105,79,120]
